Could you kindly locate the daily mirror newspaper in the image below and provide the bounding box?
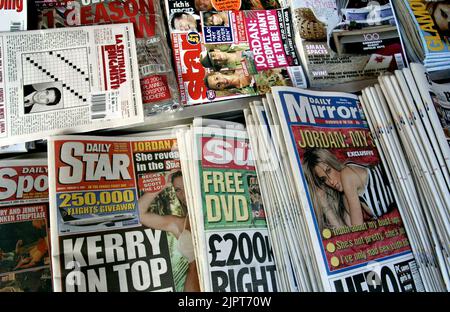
[0,159,52,292]
[0,23,144,147]
[270,86,424,291]
[178,123,278,291]
[48,133,199,292]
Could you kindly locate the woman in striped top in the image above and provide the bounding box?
[302,148,394,230]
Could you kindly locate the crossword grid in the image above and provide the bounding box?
[22,48,91,108]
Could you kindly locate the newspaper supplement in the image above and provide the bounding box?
[270,87,423,291]
[0,23,144,147]
[290,0,406,91]
[34,0,180,113]
[0,159,52,292]
[167,7,306,105]
[184,125,278,291]
[0,0,27,31]
[49,134,199,292]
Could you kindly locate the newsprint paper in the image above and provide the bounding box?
[0,23,144,147]
[48,133,200,292]
[0,159,52,292]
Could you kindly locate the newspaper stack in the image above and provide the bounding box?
[0,0,27,31]
[176,119,278,291]
[0,159,52,292]
[48,132,200,292]
[290,0,407,91]
[0,23,144,147]
[392,0,450,73]
[360,63,450,291]
[32,0,180,115]
[245,86,425,292]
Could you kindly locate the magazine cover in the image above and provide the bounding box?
[0,0,27,31]
[33,0,179,113]
[0,23,143,147]
[181,124,278,291]
[0,159,52,292]
[167,6,306,105]
[291,0,406,90]
[48,134,200,292]
[270,87,424,291]
[392,0,450,72]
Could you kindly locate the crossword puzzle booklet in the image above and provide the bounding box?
[0,23,144,147]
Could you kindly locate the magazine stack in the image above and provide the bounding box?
[392,0,450,74]
[176,119,278,291]
[245,86,427,291]
[360,63,450,291]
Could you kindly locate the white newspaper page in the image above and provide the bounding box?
[0,23,144,147]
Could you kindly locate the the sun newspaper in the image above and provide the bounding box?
[177,122,278,292]
[0,159,52,292]
[0,23,144,147]
[48,133,200,292]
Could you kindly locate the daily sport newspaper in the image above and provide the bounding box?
[34,0,180,114]
[290,0,406,91]
[0,159,52,292]
[0,23,143,147]
[179,123,277,291]
[48,134,199,292]
[166,4,306,105]
[270,86,424,291]
[0,0,27,31]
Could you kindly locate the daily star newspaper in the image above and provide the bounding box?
[0,0,27,31]
[179,123,278,291]
[34,0,180,113]
[0,23,144,147]
[270,86,424,291]
[0,159,52,292]
[48,133,200,292]
[166,4,306,105]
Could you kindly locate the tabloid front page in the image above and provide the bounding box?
[271,86,424,291]
[0,159,52,292]
[48,134,199,292]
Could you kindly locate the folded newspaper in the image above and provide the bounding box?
[360,63,450,291]
[0,159,52,292]
[0,23,144,147]
[247,86,425,291]
[392,0,450,74]
[33,0,180,114]
[177,119,278,291]
[48,133,200,292]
